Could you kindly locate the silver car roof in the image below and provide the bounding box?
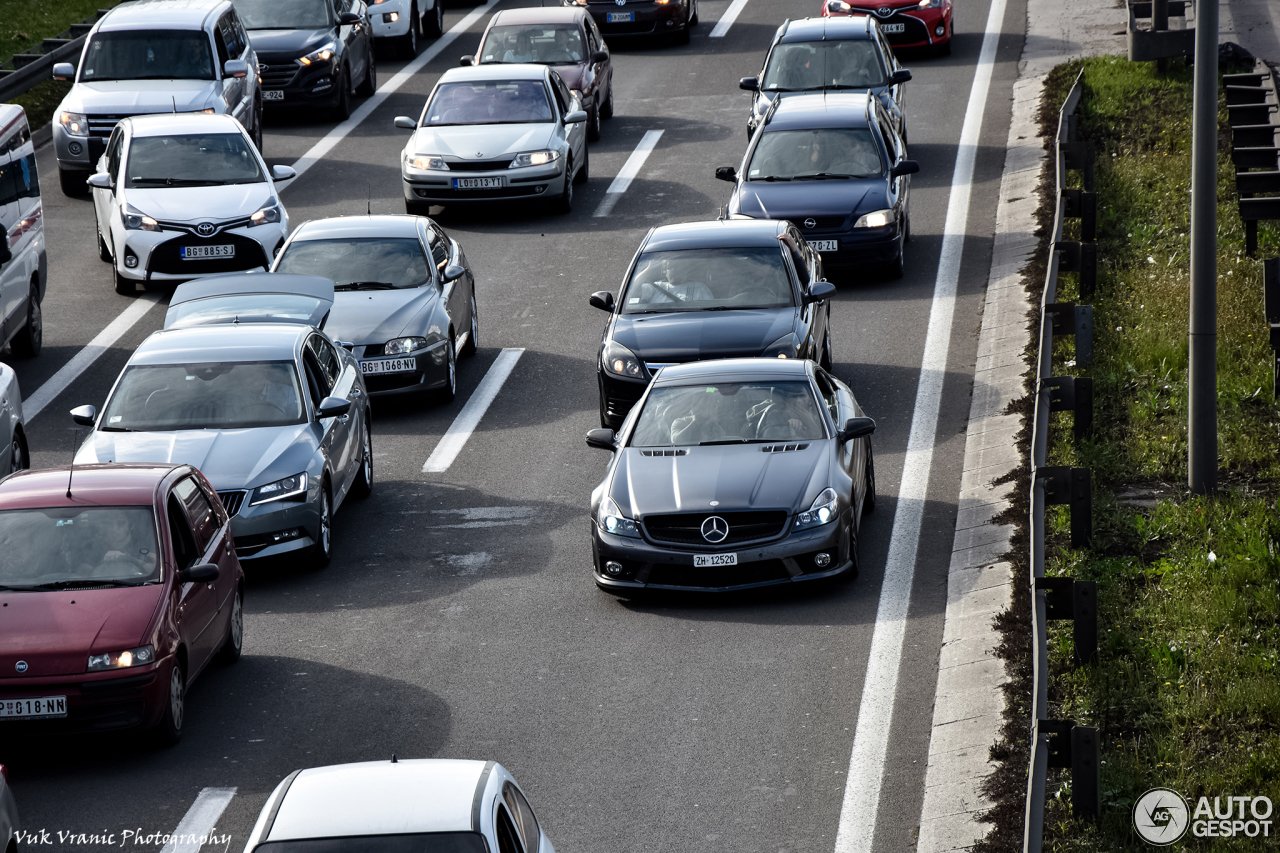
[97,0,229,32]
[290,215,428,241]
[131,323,312,366]
[438,63,549,84]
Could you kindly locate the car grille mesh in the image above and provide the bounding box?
[446,158,515,172]
[147,234,268,276]
[643,510,789,546]
[798,215,848,230]
[217,490,246,517]
[259,64,299,88]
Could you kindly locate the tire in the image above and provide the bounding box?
[553,159,574,213]
[863,441,877,513]
[333,66,352,120]
[350,419,373,499]
[217,587,244,664]
[154,659,185,746]
[400,7,419,58]
[885,247,904,280]
[251,100,264,155]
[587,103,602,142]
[903,210,911,243]
[97,223,112,262]
[115,269,136,296]
[311,484,333,568]
[845,517,861,580]
[10,285,42,358]
[438,334,457,402]
[357,50,377,97]
[674,21,691,44]
[424,0,444,38]
[689,0,699,25]
[600,84,614,119]
[462,294,478,357]
[59,168,90,197]
[574,143,589,184]
[9,429,27,475]
[405,198,432,216]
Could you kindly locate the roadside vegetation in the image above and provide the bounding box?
[1030,56,1280,850]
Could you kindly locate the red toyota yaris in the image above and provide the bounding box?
[0,464,244,745]
[821,0,953,54]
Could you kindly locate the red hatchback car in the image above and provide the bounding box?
[821,0,953,54]
[0,464,244,745]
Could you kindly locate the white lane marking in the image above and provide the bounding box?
[279,0,497,190]
[833,0,1009,849]
[592,130,665,217]
[422,347,524,473]
[710,0,752,37]
[158,787,236,853]
[21,294,160,421]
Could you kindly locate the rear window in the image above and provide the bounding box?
[81,30,215,82]
[167,294,330,328]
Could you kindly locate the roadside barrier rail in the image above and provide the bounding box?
[1127,0,1196,63]
[0,10,107,105]
[1264,259,1280,398]
[1225,60,1280,256]
[1023,71,1102,853]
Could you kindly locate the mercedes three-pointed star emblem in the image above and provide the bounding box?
[700,516,729,543]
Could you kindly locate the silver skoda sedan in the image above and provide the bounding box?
[71,320,372,567]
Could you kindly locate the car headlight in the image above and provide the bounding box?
[407,154,449,171]
[762,333,799,358]
[87,644,155,672]
[250,472,308,506]
[603,340,647,380]
[597,497,641,538]
[299,43,337,66]
[509,150,560,169]
[385,336,427,355]
[917,0,934,6]
[249,202,282,227]
[854,209,896,228]
[566,0,587,6]
[59,111,90,137]
[122,204,161,232]
[793,487,839,531]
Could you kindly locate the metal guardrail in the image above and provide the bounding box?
[1225,60,1280,256]
[1127,0,1196,63]
[1022,71,1102,853]
[0,10,107,104]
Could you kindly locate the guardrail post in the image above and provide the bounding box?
[1037,467,1092,548]
[1054,240,1097,297]
[1071,726,1102,818]
[1035,577,1099,664]
[1044,376,1094,439]
[1045,302,1095,367]
[1062,142,1096,191]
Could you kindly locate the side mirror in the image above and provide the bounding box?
[805,280,836,303]
[891,68,913,85]
[394,115,418,130]
[338,11,362,24]
[459,55,474,66]
[0,241,10,266]
[52,62,76,81]
[316,395,352,419]
[441,263,466,282]
[179,562,220,584]
[70,405,97,427]
[271,164,297,182]
[589,290,615,312]
[87,173,112,190]
[839,416,876,442]
[591,50,609,64]
[714,165,737,182]
[586,428,616,450]
[223,59,249,79]
[564,109,588,124]
[738,76,759,91]
[890,159,920,178]
[826,0,853,12]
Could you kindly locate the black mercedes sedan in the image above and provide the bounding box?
[717,92,918,278]
[237,0,376,121]
[585,358,875,593]
[590,218,835,429]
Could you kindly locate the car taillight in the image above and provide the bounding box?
[0,764,8,783]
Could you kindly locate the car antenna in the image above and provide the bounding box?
[367,181,372,216]
[171,96,177,114]
[718,206,727,221]
[67,427,81,498]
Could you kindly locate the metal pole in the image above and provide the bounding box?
[1154,0,1169,31]
[1189,0,1218,494]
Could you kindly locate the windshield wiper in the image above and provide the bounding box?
[824,83,881,90]
[0,584,34,591]
[793,173,852,180]
[334,281,396,291]
[762,86,799,92]
[697,438,774,446]
[32,579,145,590]
[99,426,134,432]
[131,177,225,186]
[751,175,793,182]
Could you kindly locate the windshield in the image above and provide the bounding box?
[632,381,827,446]
[235,0,332,29]
[168,294,330,328]
[621,248,795,314]
[761,40,886,91]
[478,24,586,65]
[80,30,215,82]
[747,128,882,180]
[0,507,160,589]
[101,361,306,432]
[424,80,553,126]
[253,833,489,853]
[125,133,263,187]
[276,238,432,289]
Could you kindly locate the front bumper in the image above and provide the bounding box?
[351,339,451,397]
[370,0,413,37]
[402,163,566,204]
[114,222,287,283]
[583,1,690,36]
[825,7,950,48]
[592,513,852,592]
[0,658,171,733]
[222,488,320,561]
[798,221,903,269]
[598,370,650,428]
[257,57,343,107]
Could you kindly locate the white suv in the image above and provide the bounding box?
[51,0,262,197]
[0,104,46,359]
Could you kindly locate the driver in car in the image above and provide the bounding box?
[83,518,156,577]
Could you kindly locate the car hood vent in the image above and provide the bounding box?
[761,443,810,452]
[640,449,689,457]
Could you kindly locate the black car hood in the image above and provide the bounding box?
[611,309,797,362]
[611,443,830,516]
[248,28,335,61]
[733,180,883,222]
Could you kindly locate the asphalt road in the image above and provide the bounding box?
[0,0,1026,849]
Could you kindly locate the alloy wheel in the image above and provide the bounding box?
[319,490,332,556]
[168,665,185,733]
[9,433,25,474]
[12,289,42,357]
[219,589,244,663]
[462,295,479,356]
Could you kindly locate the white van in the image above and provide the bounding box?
[0,104,46,358]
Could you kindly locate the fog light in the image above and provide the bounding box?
[604,561,624,576]
[68,141,82,155]
[384,11,399,21]
[124,251,138,268]
[936,24,945,35]
[814,552,831,568]
[269,527,304,543]
[313,81,332,93]
[666,19,674,26]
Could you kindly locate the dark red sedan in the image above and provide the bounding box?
[821,0,953,54]
[0,464,244,745]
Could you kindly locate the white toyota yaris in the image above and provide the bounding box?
[90,112,294,295]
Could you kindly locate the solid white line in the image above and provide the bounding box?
[21,294,160,421]
[592,129,664,218]
[710,0,751,37]
[832,0,1008,850]
[422,347,524,473]
[279,0,497,190]
[158,787,236,853]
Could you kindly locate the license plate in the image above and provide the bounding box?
[360,357,416,375]
[0,696,67,720]
[181,244,235,259]
[808,240,838,252]
[452,177,505,189]
[694,553,737,567]
[263,90,285,100]
[607,12,634,21]
[881,23,905,33]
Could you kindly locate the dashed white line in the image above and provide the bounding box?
[832,0,1009,850]
[592,130,665,217]
[710,0,752,37]
[422,347,525,473]
[21,294,160,420]
[158,787,236,853]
